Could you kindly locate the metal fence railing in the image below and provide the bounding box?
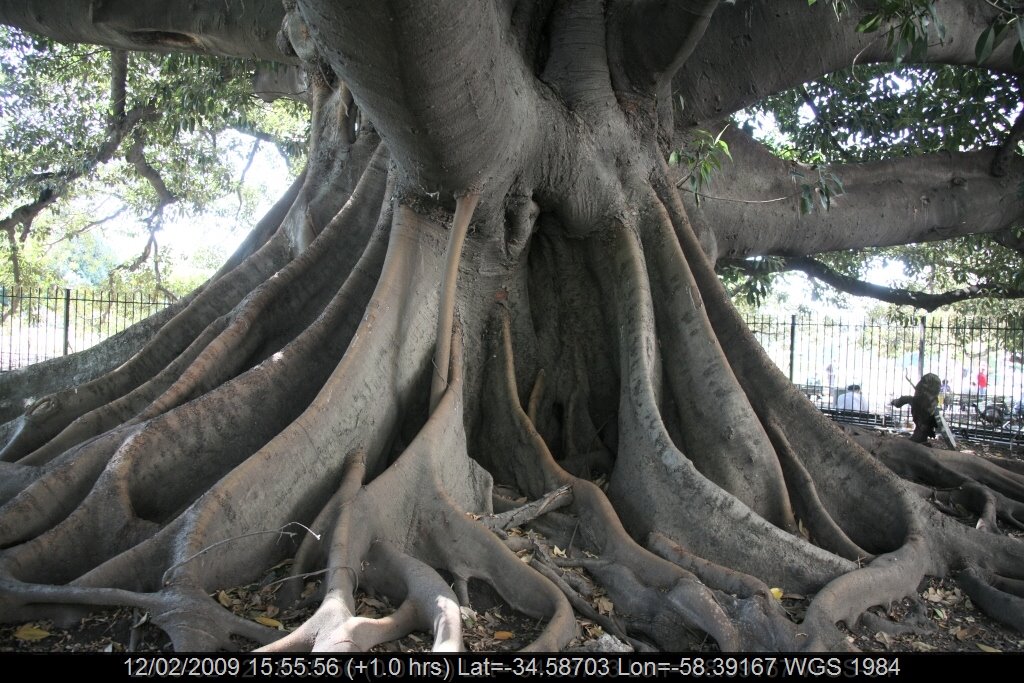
[745,313,1024,445]
[0,286,175,373]
[2,289,1022,445]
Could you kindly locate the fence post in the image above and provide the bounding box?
[789,314,797,383]
[63,288,71,356]
[918,315,926,379]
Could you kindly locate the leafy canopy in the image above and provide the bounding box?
[0,26,308,294]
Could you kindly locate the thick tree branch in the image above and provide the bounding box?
[126,137,177,210]
[0,0,292,63]
[727,255,1024,312]
[110,49,127,122]
[3,227,22,288]
[675,1,1021,128]
[609,0,719,93]
[252,64,309,103]
[686,128,1024,261]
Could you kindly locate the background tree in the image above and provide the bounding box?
[0,25,309,295]
[1,0,1024,653]
[716,55,1024,315]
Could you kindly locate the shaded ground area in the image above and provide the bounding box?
[2,434,1022,655]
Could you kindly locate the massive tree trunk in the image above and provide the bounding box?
[2,0,1023,652]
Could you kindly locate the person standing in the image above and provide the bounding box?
[977,368,988,398]
[939,378,953,413]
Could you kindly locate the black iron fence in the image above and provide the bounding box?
[0,286,175,372]
[2,288,1022,445]
[745,313,1024,445]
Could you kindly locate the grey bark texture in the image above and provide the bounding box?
[1,0,1022,653]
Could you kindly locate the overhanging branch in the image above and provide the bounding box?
[675,0,1023,129]
[686,128,1024,261]
[0,0,293,63]
[727,255,1024,312]
[127,137,177,210]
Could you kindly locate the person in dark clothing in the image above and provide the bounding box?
[891,373,941,443]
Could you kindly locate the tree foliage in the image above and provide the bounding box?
[724,59,1024,315]
[0,26,308,293]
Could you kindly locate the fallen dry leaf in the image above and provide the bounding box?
[217,590,232,608]
[13,624,51,641]
[953,624,982,641]
[255,616,283,629]
[976,643,1001,653]
[460,606,479,627]
[362,597,388,610]
[552,546,567,558]
[494,631,514,640]
[594,596,614,615]
[769,587,784,600]
[873,631,892,649]
[910,641,936,652]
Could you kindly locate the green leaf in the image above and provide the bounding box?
[976,27,995,64]
[993,20,1012,49]
[856,12,883,33]
[718,140,732,161]
[668,150,680,166]
[910,36,928,61]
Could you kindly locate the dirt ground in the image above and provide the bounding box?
[2,434,1022,655]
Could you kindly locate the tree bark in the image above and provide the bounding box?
[0,0,291,62]
[675,0,1023,129]
[684,128,1024,262]
[1,0,1022,654]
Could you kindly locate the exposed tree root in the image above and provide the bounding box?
[845,426,1024,531]
[858,601,936,637]
[483,484,573,534]
[959,566,1024,633]
[2,113,1023,656]
[0,172,300,429]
